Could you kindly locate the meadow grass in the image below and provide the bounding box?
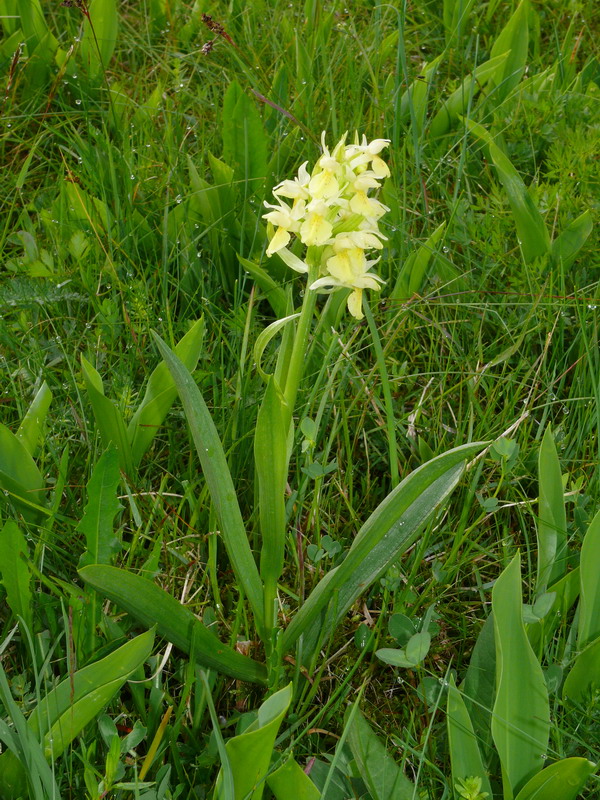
[1,0,600,797]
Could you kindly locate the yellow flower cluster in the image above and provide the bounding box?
[263,133,390,319]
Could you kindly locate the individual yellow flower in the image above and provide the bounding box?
[310,246,384,320]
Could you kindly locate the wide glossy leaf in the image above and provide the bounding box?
[238,255,288,319]
[151,332,264,632]
[20,0,57,55]
[214,684,292,800]
[0,521,33,634]
[550,210,593,270]
[127,318,205,466]
[16,381,52,457]
[514,757,596,800]
[447,674,493,799]
[282,441,487,655]
[222,80,268,190]
[466,120,550,264]
[79,0,119,78]
[255,376,288,628]
[562,635,600,704]
[527,567,580,655]
[81,356,133,474]
[578,509,600,648]
[491,554,550,796]
[267,757,320,800]
[537,426,567,591]
[345,707,415,800]
[79,565,267,684]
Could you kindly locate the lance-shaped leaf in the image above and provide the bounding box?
[0,630,154,798]
[0,422,45,522]
[79,565,267,684]
[466,119,550,264]
[429,53,509,139]
[222,80,268,190]
[81,356,134,474]
[513,758,597,800]
[0,520,33,634]
[151,332,264,633]
[491,553,550,796]
[488,0,529,102]
[78,447,122,569]
[562,636,600,704]
[536,426,567,592]
[16,381,52,457]
[127,318,205,466]
[391,221,446,300]
[550,209,593,270]
[447,674,493,799]
[214,684,292,800]
[345,707,415,800]
[282,441,487,655]
[578,509,600,649]
[79,0,119,79]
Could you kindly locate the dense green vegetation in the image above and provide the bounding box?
[1,0,600,797]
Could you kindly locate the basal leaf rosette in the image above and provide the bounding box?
[263,133,390,319]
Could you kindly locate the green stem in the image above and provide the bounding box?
[363,300,399,488]
[282,261,319,424]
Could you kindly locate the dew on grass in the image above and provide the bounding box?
[75,99,82,105]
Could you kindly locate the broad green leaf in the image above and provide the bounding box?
[390,222,446,301]
[376,648,417,669]
[491,554,550,796]
[0,421,45,522]
[345,707,415,800]
[79,565,267,684]
[578,509,600,648]
[562,636,600,704]
[127,318,205,466]
[405,631,431,664]
[151,332,264,631]
[20,0,57,56]
[537,426,567,591]
[81,356,134,474]
[466,120,550,264]
[429,53,509,139]
[550,210,593,270]
[214,684,292,800]
[447,674,493,799]
[77,447,122,569]
[255,376,288,627]
[514,757,596,800]
[253,313,300,382]
[283,441,487,655]
[0,0,19,36]
[267,757,320,800]
[15,381,52,456]
[0,520,33,634]
[222,80,268,190]
[79,0,119,78]
[488,0,529,102]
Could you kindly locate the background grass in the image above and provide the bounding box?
[1,0,600,797]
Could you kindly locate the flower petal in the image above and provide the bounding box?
[347,289,364,319]
[266,227,291,256]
